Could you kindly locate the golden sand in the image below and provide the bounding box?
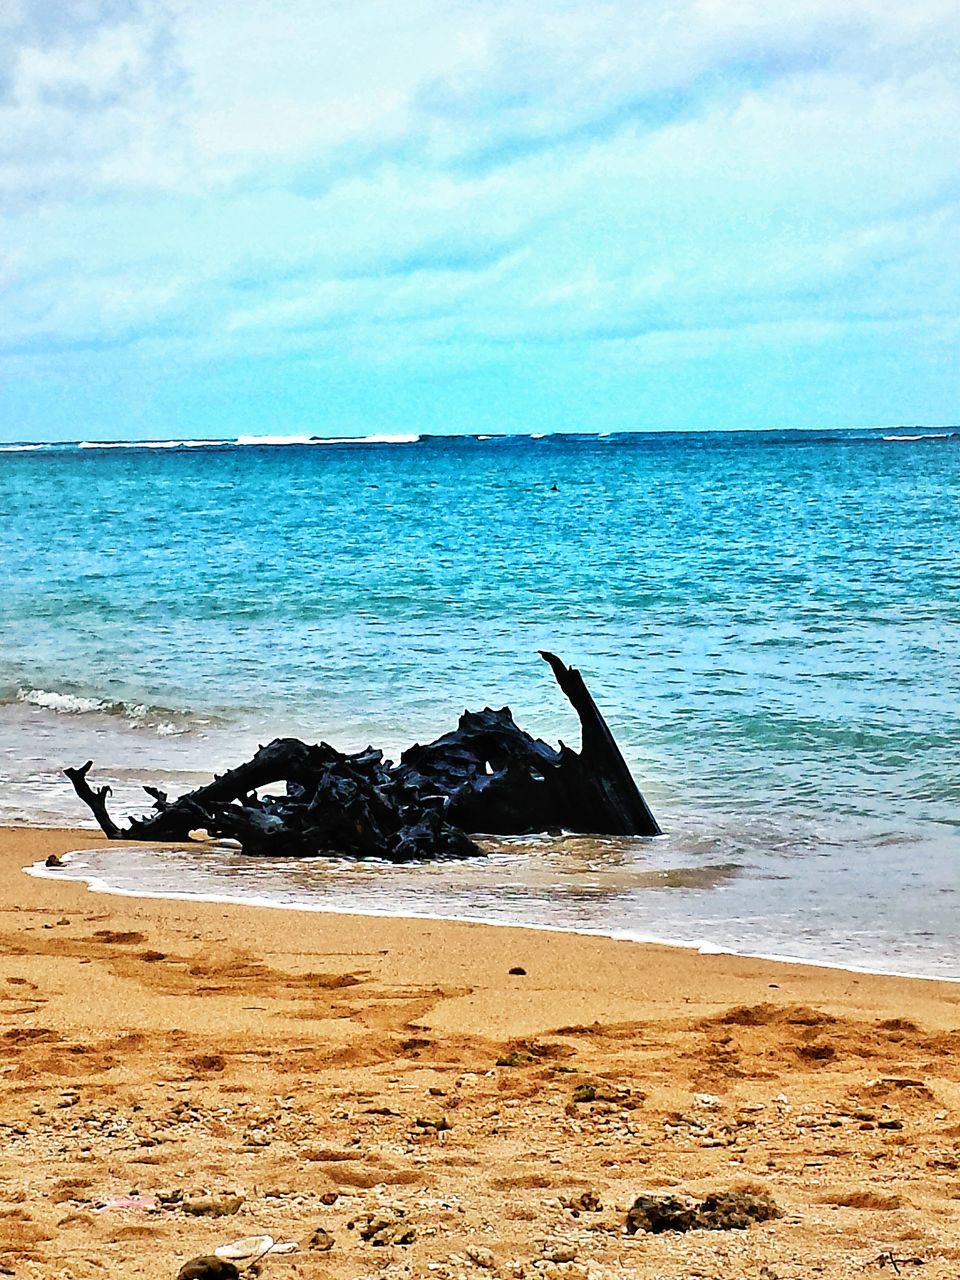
[1,825,959,1278]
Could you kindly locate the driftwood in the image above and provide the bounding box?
[65,653,661,861]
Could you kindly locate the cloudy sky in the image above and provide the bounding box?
[1,0,958,441]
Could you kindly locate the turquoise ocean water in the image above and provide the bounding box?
[2,428,958,977]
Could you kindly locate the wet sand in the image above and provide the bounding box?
[2,825,960,1279]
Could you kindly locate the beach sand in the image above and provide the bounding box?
[1,826,959,1279]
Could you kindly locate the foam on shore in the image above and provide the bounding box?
[28,840,960,985]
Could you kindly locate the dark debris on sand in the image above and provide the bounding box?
[64,653,660,862]
[626,1186,781,1234]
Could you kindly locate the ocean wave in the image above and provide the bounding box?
[882,432,958,442]
[77,439,226,450]
[235,433,421,447]
[13,687,192,735]
[136,439,225,450]
[7,428,959,456]
[70,433,425,451]
[78,440,146,450]
[236,434,322,447]
[327,433,421,445]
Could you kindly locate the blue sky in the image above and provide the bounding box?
[1,0,958,442]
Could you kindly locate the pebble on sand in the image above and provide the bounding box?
[177,1258,239,1280]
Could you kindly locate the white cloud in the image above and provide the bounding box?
[0,0,958,436]
[5,0,958,199]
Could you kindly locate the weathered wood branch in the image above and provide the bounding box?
[538,651,662,836]
[63,761,124,841]
[64,655,661,859]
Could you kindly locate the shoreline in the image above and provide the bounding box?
[4,823,960,1038]
[4,823,960,1279]
[28,839,960,989]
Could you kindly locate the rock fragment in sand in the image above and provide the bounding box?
[570,1081,632,1105]
[467,1245,496,1268]
[177,1258,239,1280]
[182,1192,245,1217]
[414,1114,451,1131]
[626,1194,698,1234]
[497,1050,534,1067]
[626,1187,779,1234]
[45,854,63,867]
[545,1245,578,1263]
[308,1227,335,1251]
[354,1210,416,1246]
[571,1083,599,1103]
[509,966,527,975]
[696,1188,780,1229]
[242,1127,270,1146]
[875,1075,932,1096]
[561,1191,602,1213]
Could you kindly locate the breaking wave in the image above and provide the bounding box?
[11,687,196,736]
[235,433,422,447]
[4,428,959,456]
[69,434,424,451]
[77,439,225,450]
[882,432,959,442]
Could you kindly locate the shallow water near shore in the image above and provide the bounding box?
[3,428,959,977]
[32,811,960,981]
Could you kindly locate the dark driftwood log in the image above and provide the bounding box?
[63,761,124,840]
[65,654,661,860]
[539,651,662,836]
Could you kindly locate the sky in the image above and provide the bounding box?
[0,0,958,442]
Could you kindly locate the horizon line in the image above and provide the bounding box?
[2,422,958,451]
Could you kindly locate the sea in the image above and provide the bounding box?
[2,428,958,979]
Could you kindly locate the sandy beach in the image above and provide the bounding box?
[2,825,960,1280]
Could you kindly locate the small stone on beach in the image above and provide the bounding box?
[414,1114,451,1131]
[177,1258,239,1280]
[467,1245,496,1268]
[181,1193,244,1217]
[354,1211,416,1246]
